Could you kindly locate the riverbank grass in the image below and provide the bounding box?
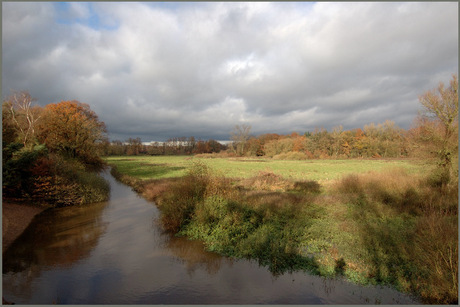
[107,156,457,304]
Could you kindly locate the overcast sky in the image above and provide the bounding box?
[2,2,458,141]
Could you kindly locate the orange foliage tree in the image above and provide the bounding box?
[418,74,458,168]
[37,101,107,169]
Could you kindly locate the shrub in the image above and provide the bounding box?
[156,162,212,232]
[413,213,458,304]
[31,156,110,206]
[335,174,363,196]
[292,180,322,194]
[75,170,110,204]
[157,180,200,232]
[273,151,308,160]
[263,138,294,158]
[141,178,180,201]
[241,171,294,192]
[2,143,48,198]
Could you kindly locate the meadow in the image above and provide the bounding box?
[105,155,427,182]
[106,155,457,304]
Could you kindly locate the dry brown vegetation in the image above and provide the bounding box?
[332,169,458,304]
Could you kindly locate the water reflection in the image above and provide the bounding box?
[3,201,108,273]
[3,201,108,304]
[165,235,233,276]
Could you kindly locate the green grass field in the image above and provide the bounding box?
[105,156,428,182]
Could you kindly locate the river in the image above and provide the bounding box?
[2,171,419,304]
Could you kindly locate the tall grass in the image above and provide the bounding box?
[333,168,458,304]
[156,162,214,232]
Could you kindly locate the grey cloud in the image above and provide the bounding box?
[2,2,458,141]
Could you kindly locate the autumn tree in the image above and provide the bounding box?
[230,124,252,156]
[126,137,143,155]
[37,101,107,169]
[418,74,458,166]
[330,125,344,157]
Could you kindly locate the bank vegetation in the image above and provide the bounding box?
[2,93,110,207]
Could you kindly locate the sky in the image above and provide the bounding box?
[2,2,458,142]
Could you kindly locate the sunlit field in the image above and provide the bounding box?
[105,156,428,183]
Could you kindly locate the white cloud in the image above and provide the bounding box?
[66,2,92,19]
[2,2,458,141]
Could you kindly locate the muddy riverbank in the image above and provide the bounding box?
[2,202,47,253]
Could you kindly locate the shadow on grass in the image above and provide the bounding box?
[112,160,186,179]
[140,163,186,178]
[348,194,418,293]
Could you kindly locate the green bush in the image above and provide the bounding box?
[2,143,48,197]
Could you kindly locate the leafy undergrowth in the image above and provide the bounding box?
[115,161,458,304]
[4,152,110,207]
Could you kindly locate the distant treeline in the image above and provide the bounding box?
[104,74,457,162]
[103,120,419,159]
[102,137,228,156]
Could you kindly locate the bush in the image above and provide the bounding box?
[263,138,294,157]
[2,143,48,198]
[156,162,211,232]
[31,155,109,206]
[241,171,294,192]
[413,214,458,304]
[273,151,308,160]
[335,174,364,196]
[292,180,322,194]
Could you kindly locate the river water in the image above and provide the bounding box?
[2,172,419,304]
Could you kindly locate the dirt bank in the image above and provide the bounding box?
[2,202,47,253]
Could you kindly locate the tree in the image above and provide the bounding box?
[2,101,18,145]
[126,137,142,155]
[3,91,43,149]
[413,74,458,189]
[37,101,107,169]
[330,125,344,157]
[418,74,458,170]
[230,124,252,156]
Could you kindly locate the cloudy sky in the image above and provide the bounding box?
[2,2,458,142]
